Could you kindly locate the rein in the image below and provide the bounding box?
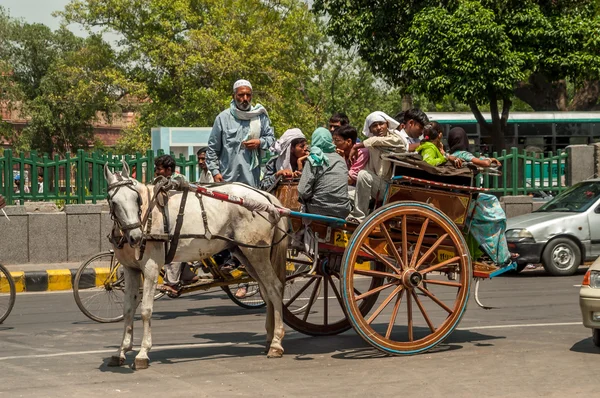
[107,176,290,263]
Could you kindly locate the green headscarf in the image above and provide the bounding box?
[308,127,336,167]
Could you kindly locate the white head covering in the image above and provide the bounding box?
[233,79,252,92]
[269,128,305,170]
[362,111,400,137]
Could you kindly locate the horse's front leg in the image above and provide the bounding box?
[133,260,160,370]
[109,267,141,366]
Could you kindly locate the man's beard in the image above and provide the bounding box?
[235,100,251,111]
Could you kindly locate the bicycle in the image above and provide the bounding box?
[73,251,266,323]
[0,263,16,324]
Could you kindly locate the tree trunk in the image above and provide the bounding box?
[469,94,510,153]
[515,74,600,111]
[401,94,413,111]
[514,73,565,111]
[568,80,600,111]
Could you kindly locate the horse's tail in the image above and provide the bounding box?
[270,217,289,286]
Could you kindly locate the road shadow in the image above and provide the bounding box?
[95,327,504,369]
[570,337,600,355]
[152,304,264,320]
[500,265,588,278]
[0,326,14,331]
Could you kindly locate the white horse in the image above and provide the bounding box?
[104,161,288,369]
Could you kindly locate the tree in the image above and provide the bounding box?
[60,0,324,144]
[0,8,139,154]
[314,0,600,150]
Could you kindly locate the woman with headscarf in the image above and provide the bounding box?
[448,127,501,167]
[446,127,517,266]
[298,127,352,219]
[259,128,308,191]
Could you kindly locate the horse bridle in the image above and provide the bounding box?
[106,178,144,233]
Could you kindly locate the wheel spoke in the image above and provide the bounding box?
[323,272,329,326]
[354,268,398,280]
[366,285,404,325]
[381,224,405,271]
[401,215,408,268]
[355,281,396,301]
[409,218,430,269]
[284,275,317,309]
[407,290,413,342]
[325,273,346,310]
[411,290,435,333]
[385,289,404,339]
[418,256,461,276]
[415,233,449,269]
[417,286,454,314]
[361,244,402,275]
[425,279,463,288]
[302,277,322,322]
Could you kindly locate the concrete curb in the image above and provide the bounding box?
[4,268,113,293]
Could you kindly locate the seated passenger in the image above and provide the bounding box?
[448,127,501,167]
[446,127,516,265]
[298,127,351,219]
[416,122,462,167]
[346,111,411,223]
[396,108,428,152]
[332,125,369,186]
[259,128,308,191]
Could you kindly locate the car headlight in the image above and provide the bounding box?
[583,270,600,289]
[505,229,535,241]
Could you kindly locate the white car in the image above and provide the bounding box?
[579,256,600,347]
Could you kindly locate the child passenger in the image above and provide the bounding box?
[298,127,352,219]
[332,125,369,185]
[416,122,461,167]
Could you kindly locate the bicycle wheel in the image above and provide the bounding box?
[0,264,16,324]
[74,252,165,323]
[74,251,125,323]
[222,282,266,309]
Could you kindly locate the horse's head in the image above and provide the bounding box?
[104,160,145,247]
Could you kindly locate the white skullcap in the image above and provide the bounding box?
[233,79,252,91]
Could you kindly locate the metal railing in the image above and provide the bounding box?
[478,148,568,196]
[0,147,569,204]
[0,149,201,205]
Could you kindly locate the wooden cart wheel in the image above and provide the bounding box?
[341,201,472,355]
[282,255,385,336]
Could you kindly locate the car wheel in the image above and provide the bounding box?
[593,329,600,348]
[541,237,581,276]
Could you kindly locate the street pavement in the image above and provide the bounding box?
[0,267,598,397]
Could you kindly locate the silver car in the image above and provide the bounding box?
[505,179,600,276]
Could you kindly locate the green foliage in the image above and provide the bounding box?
[0,7,140,155]
[61,0,324,138]
[314,0,600,148]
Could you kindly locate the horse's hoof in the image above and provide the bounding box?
[133,357,150,370]
[108,356,124,367]
[267,347,283,358]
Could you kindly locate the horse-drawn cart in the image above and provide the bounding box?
[279,155,514,355]
[99,157,515,367]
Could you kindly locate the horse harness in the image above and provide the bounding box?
[107,175,286,264]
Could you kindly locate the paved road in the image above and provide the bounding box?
[1,268,598,397]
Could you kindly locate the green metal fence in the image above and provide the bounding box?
[478,147,568,196]
[0,149,199,205]
[0,147,569,205]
